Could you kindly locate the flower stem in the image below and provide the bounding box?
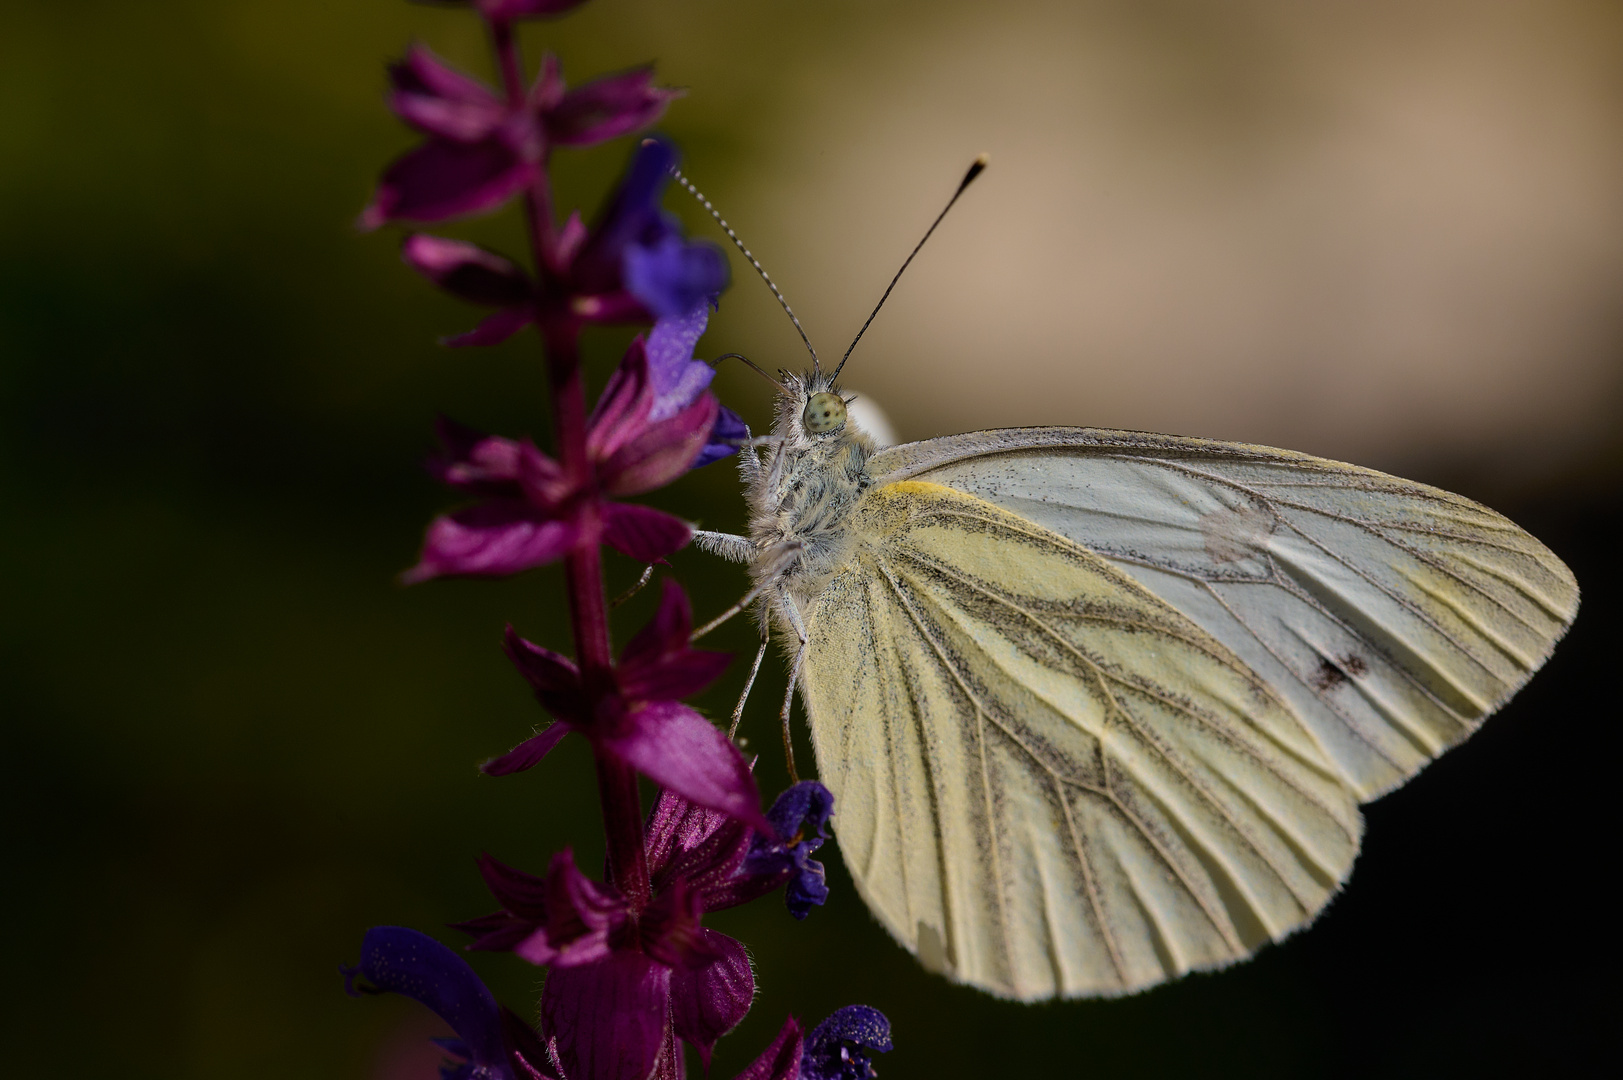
[487,10,652,910]
[489,18,526,107]
[544,320,652,910]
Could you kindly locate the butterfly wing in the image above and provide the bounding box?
[800,481,1362,1000]
[869,429,1579,800]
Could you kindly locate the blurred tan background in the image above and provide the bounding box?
[2,1,1618,1078]
[697,1,1623,481]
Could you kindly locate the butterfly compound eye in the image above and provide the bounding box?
[802,392,848,434]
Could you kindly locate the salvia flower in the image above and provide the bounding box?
[342,926,557,1080]
[397,138,728,348]
[458,784,837,1079]
[741,780,834,919]
[361,44,677,230]
[485,579,765,830]
[564,138,730,322]
[405,335,718,581]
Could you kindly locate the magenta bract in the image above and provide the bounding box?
[405,338,718,582]
[489,580,769,834]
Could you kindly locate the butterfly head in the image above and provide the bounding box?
[773,369,863,445]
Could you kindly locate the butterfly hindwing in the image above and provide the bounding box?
[800,481,1362,1000]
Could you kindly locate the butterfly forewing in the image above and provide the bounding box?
[800,481,1362,1000]
[868,429,1579,801]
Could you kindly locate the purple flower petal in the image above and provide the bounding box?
[361,137,536,229]
[619,577,694,665]
[803,1006,892,1080]
[572,138,676,293]
[602,701,769,833]
[402,234,535,306]
[476,0,590,18]
[693,405,747,468]
[624,233,732,320]
[622,658,736,713]
[541,951,671,1080]
[389,44,505,141]
[546,65,680,148]
[515,439,572,510]
[638,878,716,970]
[600,503,693,563]
[501,628,586,720]
[782,859,829,920]
[444,305,537,347]
[452,911,539,955]
[463,851,627,969]
[404,500,579,582]
[586,339,656,463]
[345,927,514,1080]
[475,853,552,919]
[644,786,744,885]
[670,930,754,1066]
[480,723,571,777]
[645,302,717,421]
[617,580,731,701]
[599,392,718,496]
[428,418,525,495]
[733,1017,805,1080]
[763,781,834,847]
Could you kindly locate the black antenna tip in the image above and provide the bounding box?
[960,153,989,191]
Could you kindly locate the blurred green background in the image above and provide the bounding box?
[3,1,1619,1077]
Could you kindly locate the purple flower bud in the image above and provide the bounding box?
[803,1006,893,1080]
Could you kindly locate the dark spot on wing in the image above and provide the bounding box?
[1309,654,1367,693]
[1310,658,1347,692]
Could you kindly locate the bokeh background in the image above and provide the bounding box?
[4,1,1620,1076]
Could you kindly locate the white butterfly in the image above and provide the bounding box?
[681,161,1578,1001]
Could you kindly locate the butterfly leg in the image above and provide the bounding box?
[692,577,774,641]
[693,530,756,564]
[728,604,769,739]
[775,584,810,782]
[608,563,655,608]
[691,542,803,641]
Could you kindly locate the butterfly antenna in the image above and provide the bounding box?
[713,352,789,395]
[831,153,988,383]
[669,163,822,377]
